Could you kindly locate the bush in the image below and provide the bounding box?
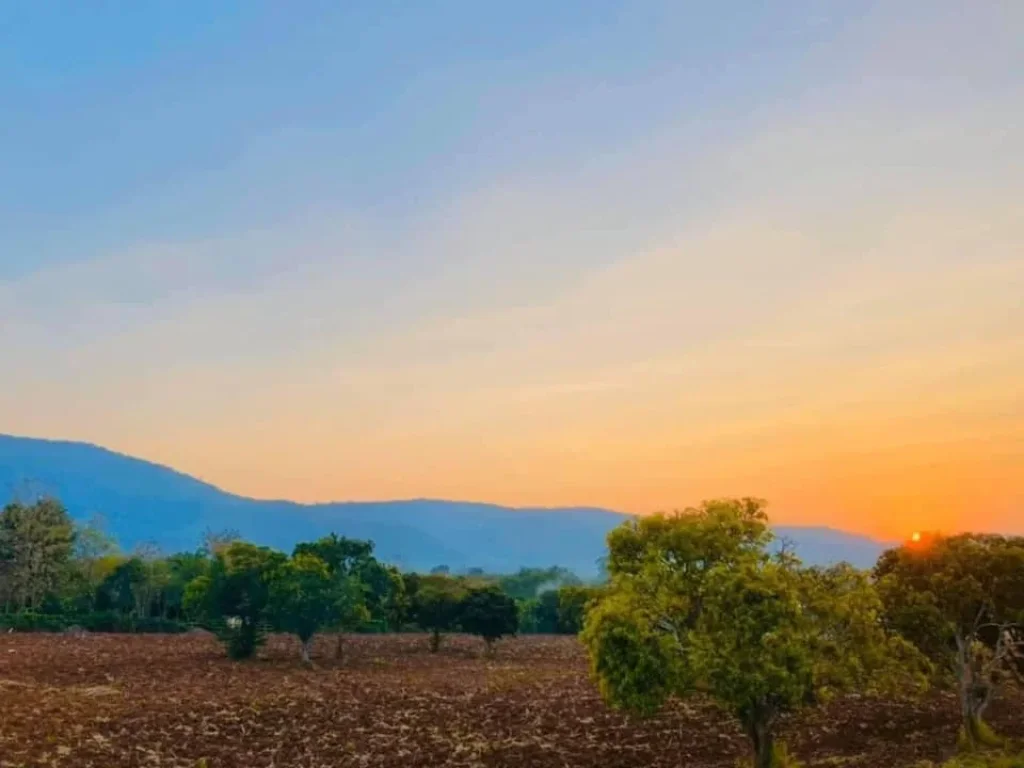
[0,611,188,633]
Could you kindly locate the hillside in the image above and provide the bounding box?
[0,434,890,575]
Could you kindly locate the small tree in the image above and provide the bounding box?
[875,533,1024,750]
[410,574,465,652]
[184,541,285,659]
[268,554,340,663]
[460,584,519,657]
[583,499,924,768]
[291,535,376,658]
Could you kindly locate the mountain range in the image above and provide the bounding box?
[0,434,893,576]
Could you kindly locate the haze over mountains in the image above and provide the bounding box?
[0,434,892,576]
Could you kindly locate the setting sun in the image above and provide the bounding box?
[911,532,922,543]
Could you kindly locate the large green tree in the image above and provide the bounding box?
[268,553,350,663]
[583,499,923,768]
[293,534,400,627]
[292,534,377,658]
[875,533,1024,749]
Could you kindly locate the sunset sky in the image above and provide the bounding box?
[2,2,1021,539]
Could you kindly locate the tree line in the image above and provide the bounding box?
[2,496,1021,766]
[0,499,599,652]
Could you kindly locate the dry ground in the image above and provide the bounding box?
[0,633,1020,767]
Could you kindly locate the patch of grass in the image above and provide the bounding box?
[913,751,1024,768]
[736,741,804,768]
[959,720,1008,752]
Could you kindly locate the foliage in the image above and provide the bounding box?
[95,557,148,614]
[268,553,342,662]
[184,541,285,659]
[293,534,401,627]
[556,584,603,633]
[520,584,603,634]
[0,610,187,633]
[875,534,1024,750]
[496,566,581,601]
[409,574,466,651]
[459,584,519,655]
[0,498,76,610]
[520,589,561,633]
[583,498,925,768]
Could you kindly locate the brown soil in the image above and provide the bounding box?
[0,633,1019,767]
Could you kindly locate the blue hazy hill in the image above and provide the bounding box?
[0,434,890,575]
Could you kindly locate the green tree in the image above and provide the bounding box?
[556,584,603,634]
[130,542,169,618]
[519,585,601,634]
[163,552,210,620]
[268,553,345,663]
[410,574,465,652]
[0,498,76,610]
[184,541,285,659]
[95,557,147,614]
[583,499,924,768]
[294,534,373,575]
[292,535,378,658]
[875,533,1024,750]
[520,590,560,633]
[293,534,400,625]
[460,584,519,657]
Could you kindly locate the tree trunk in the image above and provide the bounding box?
[300,637,313,665]
[335,632,345,661]
[955,634,993,750]
[743,705,777,768]
[429,629,441,653]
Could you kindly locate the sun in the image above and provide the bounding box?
[911,531,922,543]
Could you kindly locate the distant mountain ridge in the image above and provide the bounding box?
[0,434,892,576]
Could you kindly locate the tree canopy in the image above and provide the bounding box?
[184,541,285,659]
[875,533,1024,748]
[409,574,467,652]
[583,498,925,768]
[0,498,76,611]
[459,584,519,655]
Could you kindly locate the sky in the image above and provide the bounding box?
[1,1,1021,539]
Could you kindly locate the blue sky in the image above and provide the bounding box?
[2,1,867,274]
[1,2,1021,536]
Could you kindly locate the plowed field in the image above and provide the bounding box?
[0,633,1019,767]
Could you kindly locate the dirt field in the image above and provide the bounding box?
[0,633,1020,768]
